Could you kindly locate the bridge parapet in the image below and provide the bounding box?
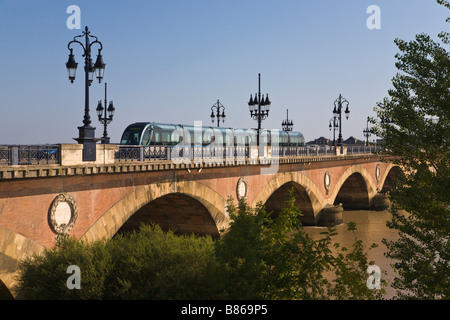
[59,143,118,166]
[0,144,383,180]
[0,145,60,166]
[114,145,382,162]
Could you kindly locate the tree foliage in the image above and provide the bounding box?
[15,190,384,300]
[16,226,215,300]
[370,0,450,299]
[211,192,384,300]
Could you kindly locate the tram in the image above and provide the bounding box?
[119,122,305,147]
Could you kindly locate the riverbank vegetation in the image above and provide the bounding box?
[15,190,384,300]
[370,0,450,300]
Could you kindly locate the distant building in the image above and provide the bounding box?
[343,136,365,145]
[306,136,365,146]
[306,137,331,146]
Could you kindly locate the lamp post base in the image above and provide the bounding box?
[73,125,100,161]
[100,137,110,144]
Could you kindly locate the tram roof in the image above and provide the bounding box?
[125,122,304,137]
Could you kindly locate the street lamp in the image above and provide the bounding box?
[329,116,339,147]
[248,73,271,147]
[96,82,115,144]
[282,109,293,132]
[363,116,371,146]
[66,26,106,161]
[332,94,350,147]
[210,99,226,127]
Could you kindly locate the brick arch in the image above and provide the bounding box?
[379,164,404,193]
[251,172,325,224]
[0,227,45,299]
[81,179,228,243]
[330,165,377,209]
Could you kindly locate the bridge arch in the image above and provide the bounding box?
[117,193,220,238]
[81,179,227,243]
[251,172,325,225]
[0,227,45,299]
[379,164,404,193]
[330,165,377,210]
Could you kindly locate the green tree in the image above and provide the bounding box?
[371,0,450,299]
[16,237,112,299]
[15,225,215,300]
[104,224,215,299]
[16,191,383,300]
[209,190,384,300]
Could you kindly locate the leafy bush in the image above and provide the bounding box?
[16,225,215,300]
[16,190,384,300]
[209,190,384,300]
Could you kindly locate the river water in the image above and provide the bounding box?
[303,209,399,299]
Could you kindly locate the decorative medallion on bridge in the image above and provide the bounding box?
[48,193,78,239]
[324,171,331,195]
[376,164,381,184]
[236,177,248,200]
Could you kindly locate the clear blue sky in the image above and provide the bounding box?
[0,0,448,144]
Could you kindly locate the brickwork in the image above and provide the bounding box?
[0,154,399,298]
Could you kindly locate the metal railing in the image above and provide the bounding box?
[0,145,60,165]
[115,145,382,162]
[0,144,382,166]
[346,145,383,155]
[271,146,336,157]
[115,145,251,162]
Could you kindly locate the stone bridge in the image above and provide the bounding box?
[0,144,401,299]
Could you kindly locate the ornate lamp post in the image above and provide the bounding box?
[329,116,339,147]
[248,73,271,147]
[210,99,226,127]
[332,94,350,146]
[282,109,293,132]
[66,26,106,161]
[96,82,115,144]
[363,116,371,146]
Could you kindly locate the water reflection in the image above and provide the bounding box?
[304,210,399,299]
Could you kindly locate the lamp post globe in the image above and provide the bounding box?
[210,99,226,127]
[332,94,350,147]
[97,82,115,144]
[248,73,271,148]
[66,26,106,160]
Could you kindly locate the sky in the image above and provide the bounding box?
[0,0,448,144]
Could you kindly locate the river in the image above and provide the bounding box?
[303,209,400,299]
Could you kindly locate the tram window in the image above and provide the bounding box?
[120,132,130,145]
[194,133,202,145]
[141,129,151,145]
[224,134,230,147]
[153,132,160,145]
[223,129,233,147]
[290,136,296,146]
[163,132,171,145]
[203,128,214,145]
[260,131,269,146]
[121,132,140,145]
[151,130,168,145]
[171,132,181,145]
[283,136,288,146]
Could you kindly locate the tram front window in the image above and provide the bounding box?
[120,130,142,145]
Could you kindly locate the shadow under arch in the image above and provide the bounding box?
[264,181,316,226]
[330,165,377,210]
[0,227,45,299]
[0,280,14,300]
[380,164,404,193]
[251,172,324,226]
[116,192,220,238]
[81,179,228,243]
